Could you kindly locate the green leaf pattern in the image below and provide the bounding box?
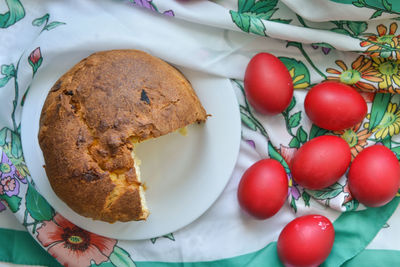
[0,0,25,28]
[0,64,15,88]
[0,128,7,146]
[267,141,290,173]
[368,93,391,131]
[286,97,296,112]
[302,191,311,207]
[346,21,368,36]
[43,21,65,31]
[343,199,360,212]
[25,184,54,221]
[150,233,176,244]
[0,194,21,212]
[309,124,328,140]
[32,14,49,26]
[290,197,297,212]
[230,0,280,36]
[10,131,22,158]
[288,136,300,148]
[241,112,257,130]
[296,126,307,143]
[109,247,137,267]
[32,13,65,32]
[279,57,311,89]
[351,0,399,19]
[288,112,301,128]
[306,183,344,200]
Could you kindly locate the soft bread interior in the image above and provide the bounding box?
[104,126,189,220]
[132,149,149,218]
[102,146,149,220]
[131,127,187,217]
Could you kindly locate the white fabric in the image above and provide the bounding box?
[1,0,400,264]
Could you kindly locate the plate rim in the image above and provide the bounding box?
[21,53,241,240]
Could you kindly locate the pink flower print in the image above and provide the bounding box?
[37,214,117,267]
[29,47,42,65]
[1,177,19,197]
[28,47,43,74]
[343,181,354,204]
[278,145,298,166]
[2,177,15,191]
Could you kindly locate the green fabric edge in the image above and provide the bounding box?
[136,243,283,267]
[135,248,400,267]
[322,197,400,267]
[343,249,400,266]
[329,0,400,12]
[0,228,62,267]
[2,227,400,267]
[0,198,399,267]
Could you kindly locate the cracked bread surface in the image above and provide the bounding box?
[38,50,207,223]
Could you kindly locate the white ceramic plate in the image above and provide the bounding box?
[21,51,241,240]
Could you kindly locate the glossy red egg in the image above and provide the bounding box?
[244,53,293,115]
[304,81,367,131]
[277,214,335,267]
[348,145,400,207]
[237,159,288,219]
[291,135,351,190]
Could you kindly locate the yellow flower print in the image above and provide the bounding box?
[371,103,400,140]
[289,68,309,89]
[326,55,382,92]
[334,123,372,161]
[2,143,30,179]
[371,57,400,92]
[360,22,400,59]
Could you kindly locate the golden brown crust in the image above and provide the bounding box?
[38,50,207,223]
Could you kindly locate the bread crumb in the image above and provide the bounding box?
[178,127,188,136]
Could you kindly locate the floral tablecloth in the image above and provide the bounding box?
[2,0,400,266]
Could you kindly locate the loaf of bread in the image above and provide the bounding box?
[38,50,207,223]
